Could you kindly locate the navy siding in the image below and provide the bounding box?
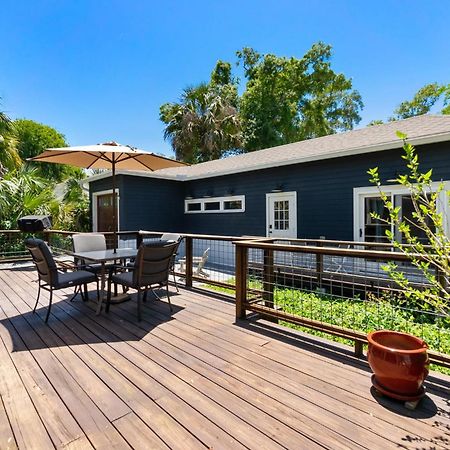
[89,175,184,232]
[89,141,450,239]
[182,141,450,239]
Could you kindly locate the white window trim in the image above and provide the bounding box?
[266,191,297,238]
[184,195,246,214]
[353,181,450,242]
[92,189,120,232]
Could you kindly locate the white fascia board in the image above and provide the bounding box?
[85,131,450,184]
[85,170,185,183]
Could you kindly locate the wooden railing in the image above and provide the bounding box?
[1,229,449,368]
[234,238,450,369]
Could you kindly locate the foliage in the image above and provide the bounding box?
[205,280,449,374]
[161,43,363,159]
[0,166,89,232]
[238,43,363,151]
[160,62,242,163]
[0,107,21,174]
[0,167,54,228]
[14,119,83,181]
[370,82,450,124]
[391,83,448,120]
[368,134,450,316]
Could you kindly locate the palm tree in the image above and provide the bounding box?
[160,84,242,163]
[0,106,21,175]
[0,167,52,228]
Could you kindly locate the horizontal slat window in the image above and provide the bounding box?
[185,195,245,214]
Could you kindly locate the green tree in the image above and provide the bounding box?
[237,43,363,151]
[369,82,450,125]
[0,107,21,174]
[14,119,81,181]
[160,62,242,163]
[391,83,447,120]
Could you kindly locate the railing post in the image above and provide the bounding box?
[136,231,143,249]
[354,341,364,358]
[235,243,248,320]
[316,240,323,290]
[185,236,193,288]
[263,248,274,309]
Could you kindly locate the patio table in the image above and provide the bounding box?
[71,247,137,314]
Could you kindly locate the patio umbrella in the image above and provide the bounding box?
[29,141,187,252]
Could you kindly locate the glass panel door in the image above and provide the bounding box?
[96,193,117,232]
[266,193,297,238]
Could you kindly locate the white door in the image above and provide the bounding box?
[266,192,297,238]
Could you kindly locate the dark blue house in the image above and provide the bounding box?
[87,115,450,243]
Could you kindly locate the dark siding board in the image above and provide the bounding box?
[89,141,450,239]
[89,176,184,232]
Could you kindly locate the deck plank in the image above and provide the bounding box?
[0,266,449,450]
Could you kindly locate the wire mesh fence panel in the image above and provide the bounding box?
[237,240,450,359]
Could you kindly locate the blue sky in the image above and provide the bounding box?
[1,0,449,157]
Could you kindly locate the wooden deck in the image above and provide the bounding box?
[0,266,449,450]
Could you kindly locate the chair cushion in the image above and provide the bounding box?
[85,262,116,274]
[111,271,135,288]
[55,270,97,289]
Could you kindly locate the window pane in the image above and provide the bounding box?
[364,197,390,242]
[396,194,435,244]
[204,201,220,211]
[187,203,201,211]
[224,200,242,210]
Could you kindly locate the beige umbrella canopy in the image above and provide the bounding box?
[29,141,187,251]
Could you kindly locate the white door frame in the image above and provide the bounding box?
[266,191,297,238]
[92,189,120,232]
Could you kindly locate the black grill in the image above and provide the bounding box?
[17,215,52,233]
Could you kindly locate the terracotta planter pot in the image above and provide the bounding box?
[367,330,429,398]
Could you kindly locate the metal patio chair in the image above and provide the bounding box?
[106,241,178,321]
[25,238,98,323]
[160,233,182,291]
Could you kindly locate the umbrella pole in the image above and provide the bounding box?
[112,157,117,253]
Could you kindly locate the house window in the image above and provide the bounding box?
[354,183,449,243]
[185,195,245,214]
[187,202,201,212]
[204,201,221,211]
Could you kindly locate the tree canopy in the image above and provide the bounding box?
[14,119,82,181]
[160,43,363,161]
[160,62,242,163]
[238,43,363,151]
[368,82,450,125]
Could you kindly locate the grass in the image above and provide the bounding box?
[205,278,450,375]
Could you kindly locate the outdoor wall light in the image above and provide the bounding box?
[271,184,284,193]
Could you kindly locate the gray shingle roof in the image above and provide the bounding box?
[87,115,450,183]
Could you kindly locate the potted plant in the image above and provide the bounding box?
[367,330,429,402]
